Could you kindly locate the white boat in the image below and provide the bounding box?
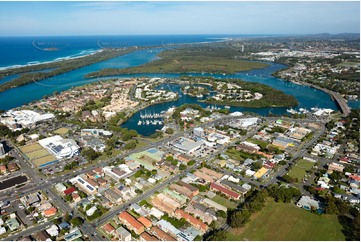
[225,106,230,109]
[137,120,142,125]
[197,94,203,98]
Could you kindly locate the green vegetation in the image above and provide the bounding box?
[162,214,187,229]
[86,43,269,77]
[288,159,314,182]
[226,199,345,241]
[211,195,237,209]
[0,48,136,93]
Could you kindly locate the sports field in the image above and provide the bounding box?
[288,159,315,182]
[54,127,70,135]
[226,199,345,241]
[19,142,57,168]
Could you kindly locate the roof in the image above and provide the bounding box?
[103,223,115,233]
[253,167,270,179]
[177,181,199,192]
[140,232,158,241]
[138,216,152,228]
[116,226,131,238]
[149,226,176,241]
[118,212,144,231]
[63,187,76,195]
[175,209,208,231]
[43,207,57,217]
[210,183,240,199]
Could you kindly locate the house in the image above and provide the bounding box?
[140,232,158,241]
[0,165,7,174]
[0,227,6,236]
[72,193,81,203]
[297,196,320,210]
[5,218,20,231]
[58,221,70,230]
[7,163,18,172]
[63,187,76,196]
[34,230,50,241]
[328,162,345,172]
[253,167,270,180]
[177,154,192,163]
[177,181,199,196]
[118,211,145,235]
[46,225,59,237]
[138,216,152,229]
[43,207,57,217]
[103,223,115,235]
[149,226,176,241]
[210,183,240,200]
[64,228,82,241]
[115,226,132,241]
[220,179,248,195]
[103,189,122,204]
[174,209,208,233]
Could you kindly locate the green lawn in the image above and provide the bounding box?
[211,194,238,209]
[226,199,345,241]
[288,159,314,182]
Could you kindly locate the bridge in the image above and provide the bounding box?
[298,81,351,117]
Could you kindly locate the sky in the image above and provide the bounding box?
[0,1,359,36]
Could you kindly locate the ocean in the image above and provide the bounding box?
[0,34,241,69]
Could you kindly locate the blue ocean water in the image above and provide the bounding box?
[0,35,236,69]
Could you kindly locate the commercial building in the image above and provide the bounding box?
[0,110,54,130]
[297,196,320,210]
[38,135,80,160]
[253,167,270,180]
[171,137,204,155]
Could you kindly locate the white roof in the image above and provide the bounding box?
[46,225,59,237]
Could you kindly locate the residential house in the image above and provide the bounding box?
[118,212,145,235]
[210,183,240,200]
[115,227,132,241]
[149,226,176,241]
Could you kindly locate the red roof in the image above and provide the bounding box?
[175,209,208,232]
[314,187,325,191]
[119,212,144,231]
[63,187,76,195]
[103,223,115,233]
[138,216,152,228]
[350,175,360,181]
[210,183,240,199]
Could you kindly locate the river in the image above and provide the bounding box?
[0,47,358,136]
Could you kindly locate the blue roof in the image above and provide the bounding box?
[147,148,158,154]
[59,221,70,229]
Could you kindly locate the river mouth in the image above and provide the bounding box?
[0,174,28,191]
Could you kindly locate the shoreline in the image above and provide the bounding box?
[0,49,104,72]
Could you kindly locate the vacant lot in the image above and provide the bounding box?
[288,159,314,182]
[226,199,345,241]
[211,194,238,210]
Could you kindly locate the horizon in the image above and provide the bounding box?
[0,33,359,38]
[0,1,359,36]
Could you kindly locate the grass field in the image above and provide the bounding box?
[226,199,345,241]
[25,149,50,159]
[54,127,70,135]
[288,159,314,182]
[19,143,43,153]
[211,194,238,209]
[33,155,57,167]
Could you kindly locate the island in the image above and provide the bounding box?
[178,76,298,108]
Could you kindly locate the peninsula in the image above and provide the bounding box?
[85,42,269,77]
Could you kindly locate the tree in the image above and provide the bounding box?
[70,217,83,226]
[179,164,187,170]
[187,160,196,166]
[229,210,251,228]
[125,140,137,150]
[165,128,174,134]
